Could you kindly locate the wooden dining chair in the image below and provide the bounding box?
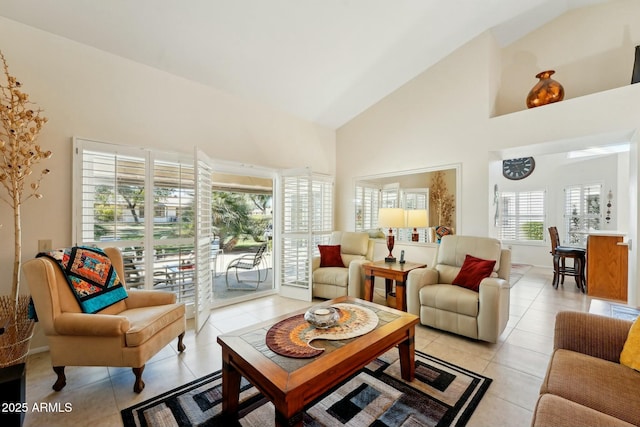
[548,226,586,293]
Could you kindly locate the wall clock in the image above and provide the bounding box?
[502,157,535,180]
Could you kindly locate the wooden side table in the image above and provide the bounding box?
[363,260,427,311]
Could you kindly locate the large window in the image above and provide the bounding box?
[564,184,601,246]
[74,139,198,303]
[498,190,546,242]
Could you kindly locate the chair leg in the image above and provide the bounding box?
[576,256,586,293]
[133,366,145,393]
[254,267,268,290]
[177,332,186,352]
[225,267,232,289]
[52,366,66,391]
[552,255,560,289]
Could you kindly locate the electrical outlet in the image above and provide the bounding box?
[38,239,52,252]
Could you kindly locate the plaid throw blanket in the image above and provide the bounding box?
[38,246,128,313]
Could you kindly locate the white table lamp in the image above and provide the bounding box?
[406,209,428,242]
[378,208,405,262]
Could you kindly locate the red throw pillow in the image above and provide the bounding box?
[452,254,497,292]
[318,245,344,268]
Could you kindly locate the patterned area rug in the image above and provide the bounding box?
[121,349,492,427]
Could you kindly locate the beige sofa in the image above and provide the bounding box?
[406,235,511,343]
[312,231,374,299]
[23,247,186,393]
[532,311,640,427]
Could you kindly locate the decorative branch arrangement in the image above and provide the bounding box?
[430,171,455,226]
[0,50,51,306]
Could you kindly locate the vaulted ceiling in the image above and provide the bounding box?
[0,0,608,128]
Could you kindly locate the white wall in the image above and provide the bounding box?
[336,0,640,301]
[0,17,336,347]
[489,151,626,267]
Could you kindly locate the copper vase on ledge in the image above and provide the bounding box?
[526,70,564,108]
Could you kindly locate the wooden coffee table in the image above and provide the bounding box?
[363,260,427,311]
[217,295,419,426]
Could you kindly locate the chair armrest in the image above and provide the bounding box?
[554,311,632,363]
[406,268,438,316]
[479,277,510,290]
[477,277,510,342]
[54,312,130,336]
[312,256,321,271]
[126,289,177,308]
[347,259,371,298]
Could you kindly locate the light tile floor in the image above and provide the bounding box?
[22,266,591,427]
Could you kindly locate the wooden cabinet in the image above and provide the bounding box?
[587,234,628,301]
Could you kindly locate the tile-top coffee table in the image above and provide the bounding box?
[217,295,419,426]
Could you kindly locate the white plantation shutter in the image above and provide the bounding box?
[311,176,334,252]
[278,169,333,301]
[194,148,213,332]
[498,190,545,242]
[381,183,399,208]
[564,184,602,246]
[74,141,149,289]
[355,184,379,231]
[74,139,201,310]
[151,157,196,304]
[402,189,429,242]
[279,170,312,301]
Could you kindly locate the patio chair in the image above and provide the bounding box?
[225,243,269,290]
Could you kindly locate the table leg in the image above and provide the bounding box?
[221,351,241,418]
[275,409,304,427]
[364,273,374,301]
[385,278,393,296]
[398,326,415,381]
[396,281,406,311]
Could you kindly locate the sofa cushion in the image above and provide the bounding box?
[340,232,369,256]
[123,303,185,347]
[437,235,502,272]
[313,267,349,287]
[419,284,479,317]
[532,394,635,427]
[318,245,345,268]
[620,317,640,371]
[541,349,640,425]
[452,254,496,292]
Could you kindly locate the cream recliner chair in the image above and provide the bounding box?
[23,247,186,393]
[312,231,374,299]
[406,235,511,343]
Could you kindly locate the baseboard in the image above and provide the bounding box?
[28,345,49,355]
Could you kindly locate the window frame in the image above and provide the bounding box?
[498,189,546,244]
[563,183,602,246]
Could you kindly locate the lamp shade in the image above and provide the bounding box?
[406,209,428,228]
[378,208,405,228]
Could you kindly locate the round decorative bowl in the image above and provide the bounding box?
[304,306,340,329]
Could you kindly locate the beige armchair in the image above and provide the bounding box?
[23,247,186,393]
[312,231,374,299]
[406,235,511,343]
